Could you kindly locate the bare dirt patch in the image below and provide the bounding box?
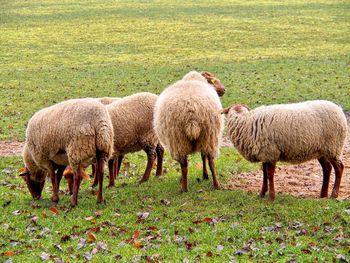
[226,113,350,199]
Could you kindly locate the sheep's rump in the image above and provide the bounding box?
[154,80,224,161]
[227,100,347,163]
[107,92,159,156]
[26,98,113,169]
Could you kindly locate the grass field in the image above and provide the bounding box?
[0,0,349,262]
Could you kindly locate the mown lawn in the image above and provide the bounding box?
[0,0,349,262]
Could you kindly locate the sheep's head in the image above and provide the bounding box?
[19,167,45,199]
[222,104,250,115]
[63,166,89,195]
[201,71,226,97]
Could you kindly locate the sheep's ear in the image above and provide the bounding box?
[201,71,214,79]
[19,167,30,177]
[221,107,231,114]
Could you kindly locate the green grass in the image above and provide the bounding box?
[0,0,350,262]
[1,151,349,262]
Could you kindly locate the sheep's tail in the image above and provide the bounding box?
[185,120,201,140]
[95,121,114,162]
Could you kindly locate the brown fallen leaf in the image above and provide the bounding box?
[50,207,59,215]
[87,231,97,242]
[3,251,15,256]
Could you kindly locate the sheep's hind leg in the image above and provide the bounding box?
[266,162,276,201]
[330,158,344,198]
[318,157,332,198]
[201,152,209,180]
[115,155,124,179]
[260,162,269,198]
[107,159,115,187]
[155,144,164,177]
[96,151,107,204]
[208,157,221,190]
[139,146,156,183]
[179,156,189,192]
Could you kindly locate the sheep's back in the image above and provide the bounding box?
[107,92,158,154]
[227,100,347,163]
[26,98,113,167]
[154,81,223,160]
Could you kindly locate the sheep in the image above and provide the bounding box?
[153,71,226,192]
[102,92,165,187]
[19,98,114,206]
[222,100,348,200]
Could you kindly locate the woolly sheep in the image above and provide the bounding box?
[223,100,348,200]
[154,71,226,192]
[19,98,114,206]
[104,92,164,186]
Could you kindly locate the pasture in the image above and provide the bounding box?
[0,0,349,262]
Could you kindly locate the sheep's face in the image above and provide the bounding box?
[222,104,250,115]
[201,71,226,97]
[19,167,45,199]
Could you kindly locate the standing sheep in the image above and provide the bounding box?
[19,98,114,206]
[154,71,226,192]
[104,92,164,187]
[223,100,348,200]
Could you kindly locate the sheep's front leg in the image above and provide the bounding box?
[318,157,332,198]
[260,162,269,198]
[266,162,276,201]
[107,159,115,187]
[201,152,209,180]
[96,152,106,204]
[208,157,221,190]
[155,144,164,177]
[139,146,156,183]
[179,156,188,192]
[330,158,344,198]
[49,167,59,204]
[91,163,98,188]
[70,165,82,207]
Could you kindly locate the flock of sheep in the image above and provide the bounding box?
[19,71,348,206]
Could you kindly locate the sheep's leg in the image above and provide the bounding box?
[56,165,65,194]
[91,163,98,188]
[179,156,188,192]
[208,157,221,190]
[318,157,332,198]
[260,162,269,198]
[115,154,123,178]
[49,166,59,204]
[266,162,276,201]
[155,144,164,177]
[201,152,209,180]
[139,146,156,183]
[96,151,106,204]
[70,165,82,207]
[107,159,115,187]
[330,158,344,198]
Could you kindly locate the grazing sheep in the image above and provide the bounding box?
[104,92,164,187]
[154,71,226,192]
[19,98,114,206]
[223,100,348,200]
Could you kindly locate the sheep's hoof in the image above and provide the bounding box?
[70,196,77,207]
[107,184,115,188]
[268,195,275,202]
[212,185,221,190]
[97,198,106,205]
[259,192,266,198]
[51,198,59,205]
[139,178,148,184]
[203,173,209,180]
[330,190,338,199]
[181,187,188,193]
